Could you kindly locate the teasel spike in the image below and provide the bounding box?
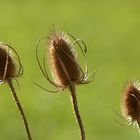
[121,80,140,133]
[36,30,94,140]
[0,43,32,140]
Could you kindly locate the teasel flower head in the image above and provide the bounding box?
[48,32,82,88]
[0,42,23,83]
[35,30,93,92]
[121,81,140,130]
[0,42,32,140]
[36,29,94,140]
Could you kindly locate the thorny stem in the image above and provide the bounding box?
[7,79,32,140]
[69,84,85,140]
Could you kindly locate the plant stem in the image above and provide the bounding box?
[69,84,85,140]
[7,79,32,140]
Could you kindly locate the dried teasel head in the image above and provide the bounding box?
[0,43,23,83]
[121,81,140,128]
[36,30,93,92]
[0,43,31,140]
[48,32,81,88]
[36,30,93,140]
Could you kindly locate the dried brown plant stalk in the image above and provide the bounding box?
[36,31,93,140]
[0,43,32,140]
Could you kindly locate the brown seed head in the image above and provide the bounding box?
[121,81,140,123]
[48,32,80,88]
[0,44,16,81]
[0,43,23,82]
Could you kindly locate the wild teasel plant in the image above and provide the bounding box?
[121,80,140,132]
[0,43,32,140]
[35,30,93,140]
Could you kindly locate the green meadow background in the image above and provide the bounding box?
[0,0,140,140]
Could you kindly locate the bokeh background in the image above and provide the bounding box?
[0,0,140,140]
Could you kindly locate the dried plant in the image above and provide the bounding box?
[121,80,140,132]
[36,30,93,140]
[0,43,32,140]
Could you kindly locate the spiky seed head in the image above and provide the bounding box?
[0,43,17,82]
[121,81,140,123]
[48,32,80,88]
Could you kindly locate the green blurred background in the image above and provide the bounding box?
[0,0,140,139]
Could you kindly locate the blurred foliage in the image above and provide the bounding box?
[0,0,140,139]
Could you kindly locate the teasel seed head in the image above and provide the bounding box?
[48,32,81,88]
[0,43,23,83]
[0,43,32,140]
[121,81,140,126]
[36,30,93,92]
[36,30,93,140]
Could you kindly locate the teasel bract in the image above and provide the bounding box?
[36,30,93,140]
[0,43,32,140]
[121,81,140,132]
